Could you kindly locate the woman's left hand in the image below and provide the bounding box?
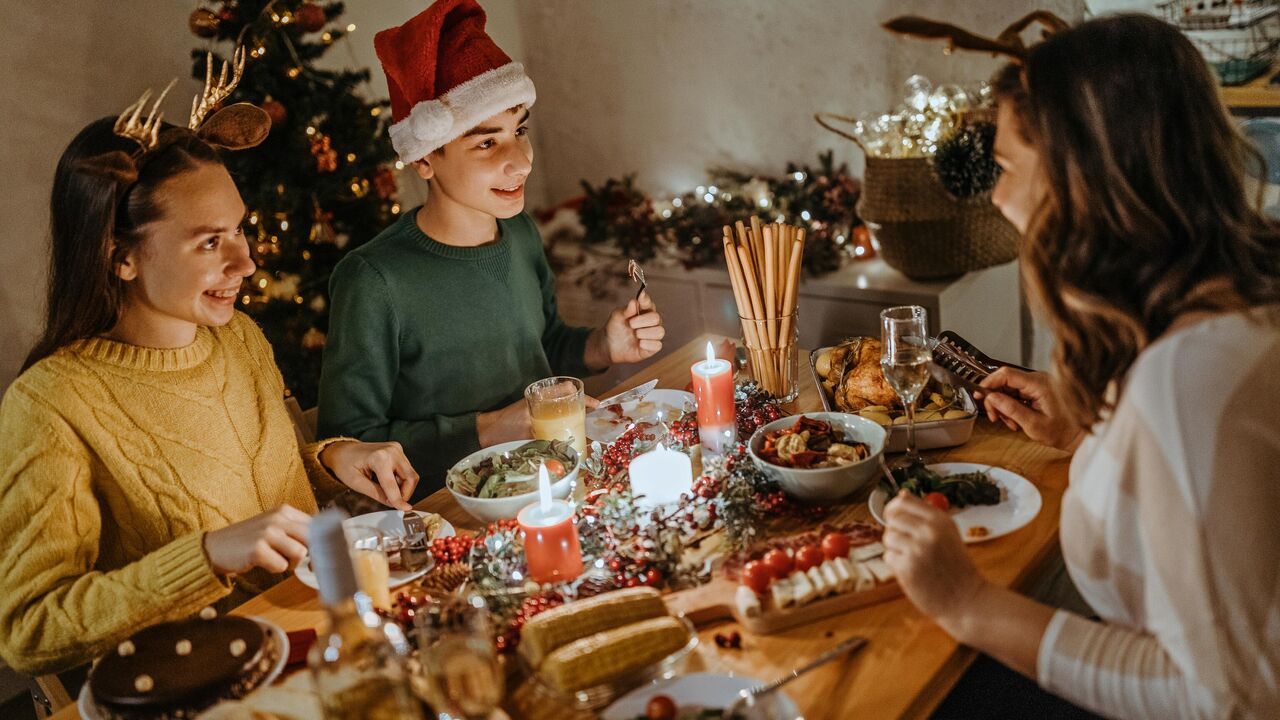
[587,291,665,368]
[882,490,988,639]
[319,440,419,511]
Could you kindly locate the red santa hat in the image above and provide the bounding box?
[374,0,536,163]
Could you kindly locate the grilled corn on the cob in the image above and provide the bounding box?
[519,587,667,668]
[539,616,689,692]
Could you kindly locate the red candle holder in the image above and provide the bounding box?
[517,500,583,584]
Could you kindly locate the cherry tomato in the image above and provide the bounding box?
[795,544,824,572]
[924,492,951,512]
[821,532,851,560]
[741,560,771,594]
[543,459,566,478]
[762,549,794,579]
[646,694,677,720]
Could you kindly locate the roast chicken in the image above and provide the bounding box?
[817,337,900,410]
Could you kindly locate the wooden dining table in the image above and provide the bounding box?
[54,334,1071,720]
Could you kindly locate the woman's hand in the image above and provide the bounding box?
[974,367,1083,452]
[319,440,419,511]
[203,504,311,575]
[585,291,665,369]
[882,491,988,640]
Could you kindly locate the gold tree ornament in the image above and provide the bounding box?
[113,79,176,152]
[189,46,247,130]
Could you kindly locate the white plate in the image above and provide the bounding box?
[868,462,1042,543]
[586,389,695,444]
[78,616,289,720]
[601,672,800,720]
[295,510,454,590]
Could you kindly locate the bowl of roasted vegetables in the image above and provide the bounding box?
[747,413,886,502]
[446,439,578,522]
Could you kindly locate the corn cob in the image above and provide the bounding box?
[539,616,689,693]
[519,586,667,668]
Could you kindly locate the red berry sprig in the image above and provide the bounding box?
[430,535,476,565]
[496,591,566,653]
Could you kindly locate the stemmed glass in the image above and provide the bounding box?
[880,305,931,466]
[413,595,504,720]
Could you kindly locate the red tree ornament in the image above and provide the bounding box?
[296,2,326,33]
[262,98,287,127]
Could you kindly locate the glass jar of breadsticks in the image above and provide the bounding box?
[722,217,805,402]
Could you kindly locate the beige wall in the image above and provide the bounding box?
[515,0,1082,201]
[0,0,1079,391]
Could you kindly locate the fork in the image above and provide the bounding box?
[627,258,647,303]
[878,454,901,495]
[726,636,868,715]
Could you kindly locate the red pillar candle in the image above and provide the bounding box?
[691,341,736,455]
[517,464,584,584]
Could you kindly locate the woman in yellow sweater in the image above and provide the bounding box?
[0,83,419,675]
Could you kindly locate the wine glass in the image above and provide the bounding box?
[880,305,931,466]
[413,595,504,720]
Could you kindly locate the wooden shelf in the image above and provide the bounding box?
[1220,59,1280,114]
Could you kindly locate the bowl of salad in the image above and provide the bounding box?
[446,439,579,522]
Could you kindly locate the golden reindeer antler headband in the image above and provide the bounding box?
[113,45,267,154]
[882,10,1069,63]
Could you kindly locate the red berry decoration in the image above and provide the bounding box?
[295,2,327,32]
[714,630,743,649]
[429,535,476,565]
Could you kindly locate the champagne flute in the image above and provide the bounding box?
[414,595,503,720]
[880,305,931,466]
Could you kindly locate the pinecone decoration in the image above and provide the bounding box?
[931,121,1000,199]
[417,562,470,595]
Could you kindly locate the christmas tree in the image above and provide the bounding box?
[188,1,400,407]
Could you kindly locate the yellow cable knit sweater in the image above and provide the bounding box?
[0,312,347,675]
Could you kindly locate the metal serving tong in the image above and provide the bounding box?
[927,330,1031,394]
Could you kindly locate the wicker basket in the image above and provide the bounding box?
[815,110,1020,280]
[857,156,1020,280]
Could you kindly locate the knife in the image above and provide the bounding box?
[596,379,658,408]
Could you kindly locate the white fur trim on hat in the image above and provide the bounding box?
[388,62,536,162]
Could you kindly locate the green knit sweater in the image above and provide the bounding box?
[317,209,591,497]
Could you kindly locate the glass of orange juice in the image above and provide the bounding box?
[348,525,391,611]
[524,376,586,456]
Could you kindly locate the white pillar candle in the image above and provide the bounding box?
[628,443,693,510]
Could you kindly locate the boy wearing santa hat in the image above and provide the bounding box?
[317,0,664,498]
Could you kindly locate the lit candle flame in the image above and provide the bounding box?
[538,462,552,515]
[705,341,715,366]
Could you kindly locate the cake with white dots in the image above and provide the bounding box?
[87,612,279,719]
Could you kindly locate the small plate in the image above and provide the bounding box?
[868,462,1042,543]
[78,617,289,720]
[601,672,801,720]
[586,389,695,444]
[294,510,454,590]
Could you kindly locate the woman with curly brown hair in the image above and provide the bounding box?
[883,14,1280,719]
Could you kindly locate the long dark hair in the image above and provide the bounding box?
[994,14,1280,428]
[23,119,223,371]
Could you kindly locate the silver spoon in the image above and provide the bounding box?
[725,636,868,715]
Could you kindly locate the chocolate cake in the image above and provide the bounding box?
[88,614,279,720]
